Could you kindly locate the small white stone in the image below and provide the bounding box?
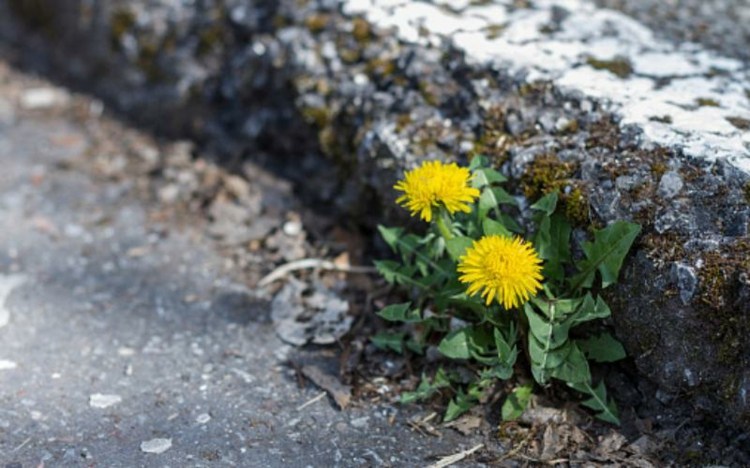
[140,438,172,454]
[196,413,211,424]
[282,221,303,236]
[89,393,122,409]
[0,360,17,371]
[117,347,136,357]
[20,88,70,109]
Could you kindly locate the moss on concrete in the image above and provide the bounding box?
[586,56,633,78]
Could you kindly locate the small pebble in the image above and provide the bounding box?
[196,413,211,424]
[283,220,303,236]
[140,438,172,454]
[0,360,17,371]
[89,393,122,408]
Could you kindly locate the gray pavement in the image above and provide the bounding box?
[0,65,485,467]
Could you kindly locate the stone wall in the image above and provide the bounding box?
[2,0,749,425]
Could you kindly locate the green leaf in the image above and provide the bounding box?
[578,333,627,363]
[500,213,524,233]
[478,188,500,220]
[571,294,611,325]
[571,221,641,290]
[472,167,507,188]
[549,344,591,384]
[483,217,512,237]
[377,302,421,323]
[377,225,403,252]
[469,154,489,171]
[534,213,572,282]
[374,260,418,286]
[525,303,572,349]
[531,192,559,216]
[501,384,533,421]
[529,337,573,369]
[445,236,474,261]
[370,332,405,354]
[573,381,620,425]
[438,328,472,359]
[493,324,519,365]
[444,389,479,422]
[400,369,451,403]
[491,187,517,206]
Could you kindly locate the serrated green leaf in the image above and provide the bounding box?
[549,344,591,384]
[578,333,627,363]
[444,390,478,422]
[374,260,418,287]
[400,369,451,403]
[501,384,533,421]
[438,328,472,359]
[524,303,572,349]
[500,212,524,233]
[446,236,474,261]
[574,381,620,424]
[370,332,405,354]
[483,217,512,237]
[571,294,611,325]
[529,337,573,368]
[478,188,500,220]
[491,187,517,206]
[571,221,641,290]
[535,213,572,282]
[377,302,420,322]
[377,225,403,252]
[531,192,559,216]
[472,167,507,188]
[469,154,489,171]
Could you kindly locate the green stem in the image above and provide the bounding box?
[434,211,454,241]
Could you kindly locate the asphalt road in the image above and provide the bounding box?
[0,63,484,467]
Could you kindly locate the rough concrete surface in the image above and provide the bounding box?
[0,64,489,467]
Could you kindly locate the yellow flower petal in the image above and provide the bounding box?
[393,161,480,222]
[458,235,543,310]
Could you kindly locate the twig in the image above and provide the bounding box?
[258,258,377,287]
[426,443,484,468]
[296,391,327,411]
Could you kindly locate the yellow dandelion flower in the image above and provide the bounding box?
[458,235,543,309]
[394,161,480,222]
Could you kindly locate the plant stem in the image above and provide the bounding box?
[435,211,454,241]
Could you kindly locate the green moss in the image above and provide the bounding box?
[586,56,633,78]
[351,17,371,43]
[197,23,226,56]
[365,58,396,78]
[649,115,673,124]
[305,13,330,34]
[483,23,505,40]
[726,117,750,130]
[521,154,591,225]
[110,8,136,48]
[395,113,412,132]
[300,106,332,128]
[743,182,750,204]
[563,186,590,226]
[650,161,668,178]
[695,97,720,107]
[418,81,439,107]
[521,153,577,200]
[472,106,511,163]
[697,240,750,364]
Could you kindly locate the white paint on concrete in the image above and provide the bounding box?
[344,0,750,172]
